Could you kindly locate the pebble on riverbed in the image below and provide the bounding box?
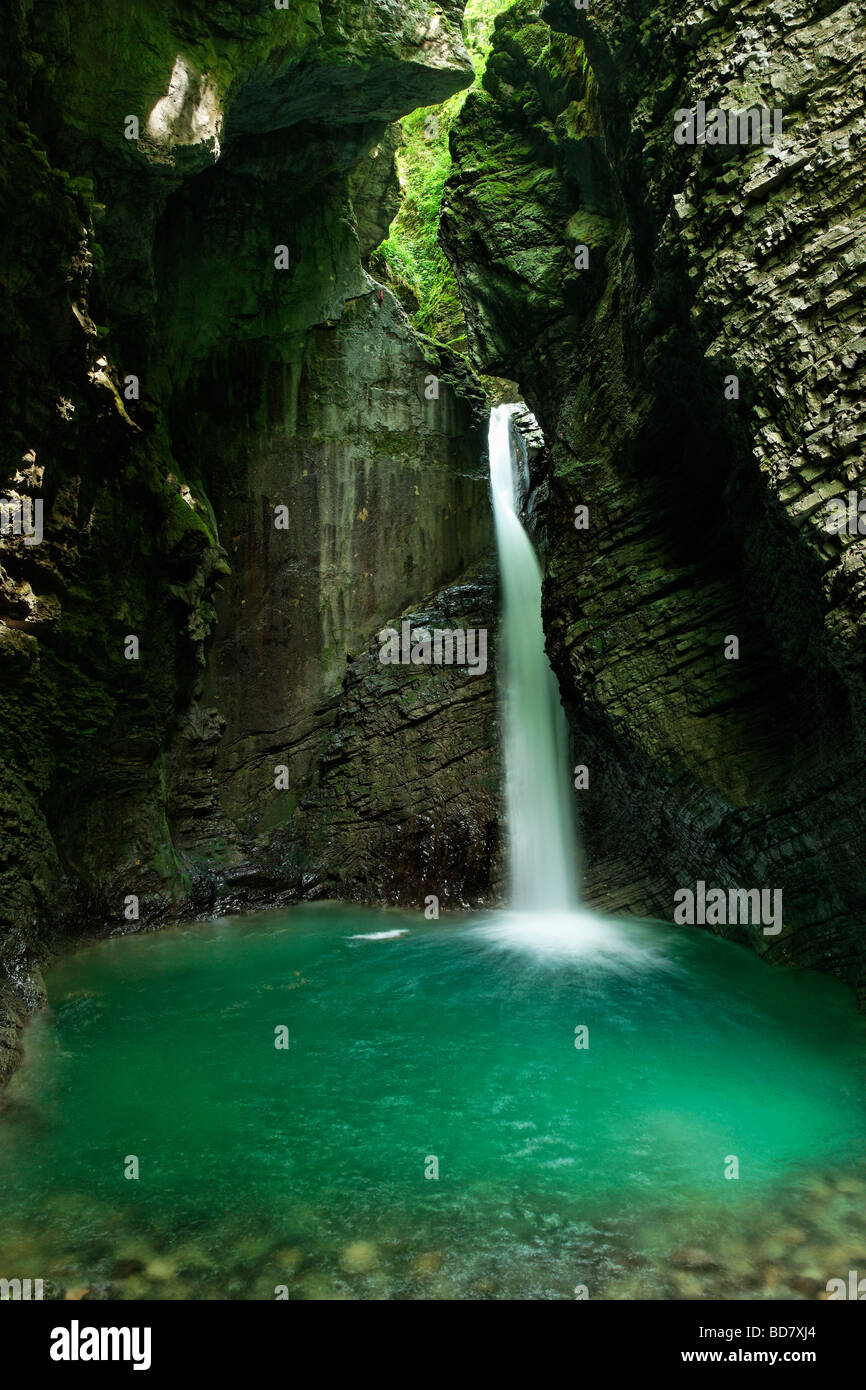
[341,1241,377,1274]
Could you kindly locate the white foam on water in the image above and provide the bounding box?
[473,909,676,973]
[347,930,410,941]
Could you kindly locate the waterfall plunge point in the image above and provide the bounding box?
[484,405,657,967]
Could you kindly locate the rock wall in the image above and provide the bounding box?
[0,0,500,1078]
[305,562,502,906]
[442,0,866,998]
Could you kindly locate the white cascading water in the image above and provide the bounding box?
[488,404,580,912]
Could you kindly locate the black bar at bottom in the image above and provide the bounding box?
[3,1295,860,1375]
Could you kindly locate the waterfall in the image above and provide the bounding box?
[489,404,580,912]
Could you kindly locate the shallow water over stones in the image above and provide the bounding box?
[1,904,864,1301]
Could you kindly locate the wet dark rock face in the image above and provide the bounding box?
[442,0,866,997]
[306,562,502,908]
[0,0,500,1077]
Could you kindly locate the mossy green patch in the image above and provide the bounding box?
[370,0,515,351]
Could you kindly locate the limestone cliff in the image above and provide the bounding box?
[442,0,866,997]
[0,0,500,1078]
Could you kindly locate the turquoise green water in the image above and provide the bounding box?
[1,903,865,1300]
